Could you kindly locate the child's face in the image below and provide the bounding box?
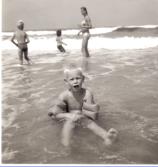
[65,70,84,92]
[17,22,24,30]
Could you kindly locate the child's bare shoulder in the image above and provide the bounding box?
[84,88,94,100]
[59,90,70,99]
[85,88,93,95]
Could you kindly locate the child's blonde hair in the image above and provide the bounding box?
[16,20,24,30]
[17,20,24,26]
[64,66,84,79]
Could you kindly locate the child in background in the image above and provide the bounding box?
[11,20,31,65]
[48,67,118,148]
[56,29,67,53]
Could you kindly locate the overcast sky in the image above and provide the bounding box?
[2,0,158,31]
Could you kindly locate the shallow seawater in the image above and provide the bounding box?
[2,48,158,164]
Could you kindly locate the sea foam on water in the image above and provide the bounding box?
[2,26,158,54]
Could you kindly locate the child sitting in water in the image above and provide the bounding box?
[56,29,67,53]
[11,20,31,65]
[48,67,118,147]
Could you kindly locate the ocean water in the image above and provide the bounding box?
[2,26,158,164]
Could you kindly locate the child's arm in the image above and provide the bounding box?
[25,33,30,44]
[55,112,83,121]
[82,90,100,120]
[48,93,82,121]
[11,33,19,48]
[49,105,83,121]
[61,41,67,46]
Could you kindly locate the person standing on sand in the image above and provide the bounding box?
[78,7,92,57]
[11,20,31,65]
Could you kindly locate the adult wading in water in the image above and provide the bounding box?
[78,7,92,57]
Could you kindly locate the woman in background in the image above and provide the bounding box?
[78,7,92,57]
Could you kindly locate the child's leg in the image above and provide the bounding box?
[24,48,31,64]
[58,45,65,53]
[86,119,118,146]
[60,45,66,52]
[86,119,107,138]
[18,49,23,65]
[61,120,75,147]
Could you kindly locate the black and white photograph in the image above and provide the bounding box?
[1,0,158,164]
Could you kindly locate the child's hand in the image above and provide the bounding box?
[72,114,83,122]
[68,113,83,122]
[15,43,20,48]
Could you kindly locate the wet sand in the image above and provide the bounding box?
[2,47,158,164]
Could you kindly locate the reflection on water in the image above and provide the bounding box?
[2,48,158,164]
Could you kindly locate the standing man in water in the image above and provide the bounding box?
[78,7,92,57]
[11,20,31,65]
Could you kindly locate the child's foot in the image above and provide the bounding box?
[104,128,118,146]
[61,138,71,152]
[61,145,71,156]
[27,60,32,65]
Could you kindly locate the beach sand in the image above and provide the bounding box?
[2,46,158,164]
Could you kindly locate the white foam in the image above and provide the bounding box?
[2,36,158,52]
[126,25,158,29]
[2,148,19,161]
[2,27,158,53]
